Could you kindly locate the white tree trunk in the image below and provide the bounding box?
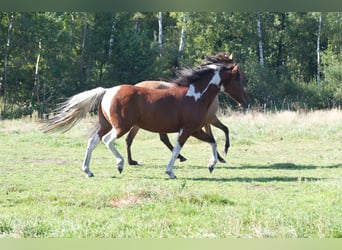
[2,12,14,115]
[317,14,322,88]
[108,15,115,60]
[158,12,163,50]
[80,13,87,86]
[257,12,264,66]
[178,14,187,58]
[34,40,42,103]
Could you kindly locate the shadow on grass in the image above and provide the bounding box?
[174,162,337,182]
[183,176,323,183]
[127,162,339,183]
[227,163,341,170]
[181,162,341,171]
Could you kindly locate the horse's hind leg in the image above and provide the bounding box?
[82,128,101,177]
[102,127,125,174]
[126,126,140,165]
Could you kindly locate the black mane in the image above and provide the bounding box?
[174,62,235,86]
[173,52,236,86]
[174,65,217,86]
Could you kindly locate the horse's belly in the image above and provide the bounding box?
[137,117,180,134]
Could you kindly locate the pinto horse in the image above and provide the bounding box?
[43,63,243,179]
[127,57,249,165]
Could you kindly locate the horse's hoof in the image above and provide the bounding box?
[128,160,139,166]
[178,155,187,162]
[208,166,214,173]
[118,168,123,174]
[224,146,229,156]
[166,171,177,179]
[82,168,94,177]
[218,157,226,163]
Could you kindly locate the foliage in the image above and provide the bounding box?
[0,12,341,118]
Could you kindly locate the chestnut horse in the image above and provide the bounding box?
[43,62,243,179]
[127,55,249,165]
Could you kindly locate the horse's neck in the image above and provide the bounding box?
[202,85,220,108]
[187,72,220,104]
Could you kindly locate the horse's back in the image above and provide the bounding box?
[136,81,178,89]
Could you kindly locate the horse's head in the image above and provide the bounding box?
[218,64,250,108]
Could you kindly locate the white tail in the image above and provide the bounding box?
[42,87,107,133]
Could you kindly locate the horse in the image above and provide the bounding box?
[126,53,250,165]
[43,62,243,179]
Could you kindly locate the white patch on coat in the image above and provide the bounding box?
[206,64,220,70]
[185,69,222,102]
[101,86,121,120]
[209,70,221,85]
[220,84,225,92]
[186,84,201,101]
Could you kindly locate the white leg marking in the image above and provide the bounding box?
[179,128,184,138]
[82,131,100,177]
[165,141,182,179]
[208,142,218,173]
[101,86,121,119]
[102,127,125,173]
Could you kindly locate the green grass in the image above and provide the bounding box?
[0,110,341,238]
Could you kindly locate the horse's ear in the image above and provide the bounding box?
[232,64,239,74]
[228,54,233,60]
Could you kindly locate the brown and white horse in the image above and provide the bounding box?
[127,56,249,165]
[43,63,244,179]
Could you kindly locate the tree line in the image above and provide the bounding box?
[0,12,341,118]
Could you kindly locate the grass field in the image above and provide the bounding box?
[0,109,341,238]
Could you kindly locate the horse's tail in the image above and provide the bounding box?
[42,87,107,133]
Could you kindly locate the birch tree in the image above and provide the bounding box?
[34,39,41,104]
[257,12,264,66]
[317,14,322,88]
[2,12,14,115]
[158,12,163,50]
[178,13,187,60]
[80,13,88,88]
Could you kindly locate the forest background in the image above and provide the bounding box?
[0,12,341,119]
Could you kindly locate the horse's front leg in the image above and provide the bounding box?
[165,129,190,179]
[204,123,226,163]
[191,129,218,173]
[209,115,230,155]
[159,133,187,162]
